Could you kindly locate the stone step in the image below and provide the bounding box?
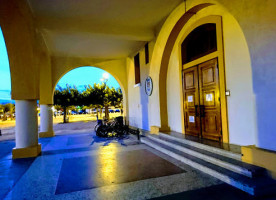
[141,137,276,196]
[147,134,266,178]
[158,132,242,161]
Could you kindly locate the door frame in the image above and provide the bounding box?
[179,16,229,143]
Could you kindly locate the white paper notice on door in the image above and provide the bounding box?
[187,95,193,102]
[189,116,195,123]
[206,93,213,101]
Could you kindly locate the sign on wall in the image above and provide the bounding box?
[145,76,153,96]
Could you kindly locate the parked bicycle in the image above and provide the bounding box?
[95,116,129,138]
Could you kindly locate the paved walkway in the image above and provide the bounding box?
[0,120,97,141]
[0,123,272,199]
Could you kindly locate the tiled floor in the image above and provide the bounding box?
[0,130,271,200]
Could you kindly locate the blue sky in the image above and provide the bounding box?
[0,27,11,100]
[0,27,120,101]
[57,67,120,90]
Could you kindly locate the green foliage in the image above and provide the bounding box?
[3,103,14,113]
[53,82,123,121]
[0,103,15,121]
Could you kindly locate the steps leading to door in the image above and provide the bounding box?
[141,133,276,196]
[159,132,242,160]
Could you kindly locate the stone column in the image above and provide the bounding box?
[12,100,41,159]
[39,104,54,138]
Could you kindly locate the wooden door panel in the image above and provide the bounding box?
[202,66,215,86]
[202,112,221,141]
[183,66,200,137]
[185,112,199,136]
[198,58,222,141]
[184,71,196,89]
[183,58,222,141]
[185,92,196,108]
[202,113,218,132]
[203,90,216,107]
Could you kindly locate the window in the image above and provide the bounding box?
[182,23,217,64]
[145,43,149,64]
[134,53,140,84]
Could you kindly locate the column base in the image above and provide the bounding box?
[159,125,170,132]
[242,145,276,178]
[12,144,41,159]
[39,131,55,138]
[150,126,160,134]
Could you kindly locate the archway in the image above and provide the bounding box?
[53,66,126,106]
[51,66,124,123]
[150,1,255,146]
[39,65,126,138]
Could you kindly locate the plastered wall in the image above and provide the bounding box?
[127,0,276,151]
[166,6,256,146]
[0,0,46,100]
[127,42,154,130]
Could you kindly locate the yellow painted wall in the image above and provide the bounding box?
[0,0,46,100]
[148,4,187,128]
[39,50,52,105]
[127,0,276,151]
[166,5,256,146]
[242,146,276,178]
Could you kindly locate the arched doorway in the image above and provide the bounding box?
[181,21,225,141]
[150,2,255,145]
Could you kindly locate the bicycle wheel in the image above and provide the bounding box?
[96,125,108,137]
[94,124,99,132]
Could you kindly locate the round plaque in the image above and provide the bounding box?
[145,76,153,96]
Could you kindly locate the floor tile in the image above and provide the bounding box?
[55,149,186,194]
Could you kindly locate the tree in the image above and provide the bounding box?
[0,104,4,120]
[53,82,123,122]
[54,85,80,123]
[109,88,123,110]
[82,83,123,120]
[1,103,15,121]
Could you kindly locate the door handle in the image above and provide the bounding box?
[200,105,205,117]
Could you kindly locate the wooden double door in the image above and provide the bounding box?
[182,58,222,141]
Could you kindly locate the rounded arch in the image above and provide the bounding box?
[51,64,128,119]
[52,65,126,101]
[149,0,255,146]
[0,0,43,100]
[148,2,214,130]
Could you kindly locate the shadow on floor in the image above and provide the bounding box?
[151,183,276,200]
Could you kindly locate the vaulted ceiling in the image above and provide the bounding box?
[27,0,183,59]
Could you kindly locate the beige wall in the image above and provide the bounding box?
[166,5,256,146]
[127,0,276,151]
[39,51,52,105]
[127,41,154,129]
[0,0,48,100]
